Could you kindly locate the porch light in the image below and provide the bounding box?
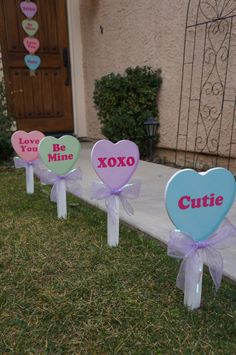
[144,116,159,161]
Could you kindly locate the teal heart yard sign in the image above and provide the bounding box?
[39,136,81,175]
[165,168,236,241]
[166,167,236,311]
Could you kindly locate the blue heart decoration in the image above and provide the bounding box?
[165,168,236,241]
[24,54,41,71]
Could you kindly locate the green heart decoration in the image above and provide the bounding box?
[22,19,39,37]
[39,135,81,175]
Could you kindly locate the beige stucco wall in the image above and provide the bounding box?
[80,0,186,149]
[79,0,236,171]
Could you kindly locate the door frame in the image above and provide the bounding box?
[67,0,87,138]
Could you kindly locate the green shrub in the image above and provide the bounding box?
[93,66,162,157]
[0,77,13,162]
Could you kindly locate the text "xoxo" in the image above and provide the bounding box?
[97,156,135,168]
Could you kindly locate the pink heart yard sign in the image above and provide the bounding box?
[91,140,140,190]
[23,37,40,54]
[20,1,37,19]
[11,130,45,162]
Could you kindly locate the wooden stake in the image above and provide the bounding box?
[184,256,203,310]
[56,179,67,219]
[26,164,34,194]
[107,196,119,247]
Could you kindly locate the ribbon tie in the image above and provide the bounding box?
[168,219,236,291]
[14,157,44,177]
[40,168,82,202]
[91,180,141,221]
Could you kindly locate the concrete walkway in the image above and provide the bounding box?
[77,142,236,282]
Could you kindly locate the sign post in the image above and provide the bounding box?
[56,178,67,219]
[38,135,81,219]
[91,139,140,247]
[165,168,236,310]
[25,163,34,194]
[107,195,120,247]
[183,255,203,310]
[11,130,45,193]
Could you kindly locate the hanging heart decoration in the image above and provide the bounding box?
[21,1,40,73]
[23,37,40,54]
[20,1,38,19]
[22,19,39,36]
[24,54,41,71]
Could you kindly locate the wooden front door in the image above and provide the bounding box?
[0,0,74,133]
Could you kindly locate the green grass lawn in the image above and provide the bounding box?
[1,167,236,354]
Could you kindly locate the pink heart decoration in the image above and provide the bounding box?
[91,140,140,190]
[20,1,37,19]
[11,130,45,162]
[23,37,40,54]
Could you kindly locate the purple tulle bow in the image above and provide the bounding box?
[40,168,82,202]
[168,218,236,292]
[14,157,44,177]
[91,180,141,221]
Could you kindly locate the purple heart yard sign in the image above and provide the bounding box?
[91,139,140,190]
[91,139,140,247]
